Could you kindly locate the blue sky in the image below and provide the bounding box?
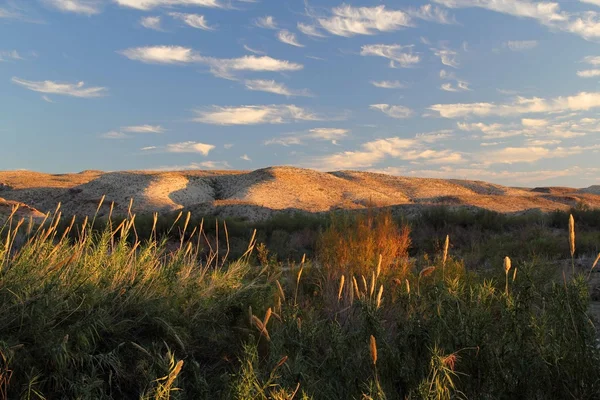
[1,0,600,186]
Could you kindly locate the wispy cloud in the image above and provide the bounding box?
[122,124,165,133]
[371,80,405,89]
[316,5,412,37]
[429,91,600,118]
[100,124,165,139]
[114,0,225,11]
[441,81,470,92]
[432,48,459,67]
[140,16,162,31]
[255,15,277,29]
[277,30,304,47]
[0,50,23,62]
[169,12,214,30]
[360,44,419,68]
[265,128,349,146]
[408,4,455,23]
[244,79,311,97]
[119,45,303,78]
[505,40,538,51]
[370,104,413,119]
[297,22,326,37]
[433,0,600,41]
[42,0,102,15]
[193,105,320,125]
[243,45,265,55]
[12,77,107,98]
[101,131,130,139]
[240,154,251,161]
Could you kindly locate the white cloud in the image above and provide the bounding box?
[0,50,23,61]
[240,154,251,161]
[317,5,412,37]
[429,91,600,118]
[433,48,459,67]
[458,122,506,132]
[119,46,303,78]
[114,0,225,10]
[297,22,326,37]
[255,15,277,29]
[360,44,419,68]
[43,0,102,15]
[193,105,320,125]
[521,118,548,127]
[120,45,198,64]
[166,141,215,155]
[370,104,413,119]
[12,77,107,98]
[505,40,538,51]
[277,30,304,47]
[141,146,158,151]
[577,69,600,77]
[582,55,600,65]
[202,55,303,79]
[244,79,311,97]
[122,124,165,133]
[169,12,214,30]
[307,128,348,140]
[311,137,463,169]
[41,95,54,103]
[371,80,405,89]
[140,16,162,30]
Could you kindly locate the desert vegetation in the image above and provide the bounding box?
[0,202,599,399]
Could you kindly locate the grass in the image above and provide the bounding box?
[0,205,599,399]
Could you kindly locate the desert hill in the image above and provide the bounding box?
[0,166,598,221]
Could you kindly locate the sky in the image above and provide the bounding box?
[1,0,600,187]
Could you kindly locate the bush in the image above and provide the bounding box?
[317,209,411,277]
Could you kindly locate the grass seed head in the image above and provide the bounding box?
[369,335,378,366]
[569,214,576,257]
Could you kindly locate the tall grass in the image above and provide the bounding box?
[0,205,599,399]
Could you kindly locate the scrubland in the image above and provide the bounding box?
[0,203,599,399]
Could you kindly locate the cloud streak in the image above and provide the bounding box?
[370,104,413,119]
[277,30,304,47]
[119,45,303,79]
[429,91,600,118]
[12,77,107,98]
[193,105,321,125]
[360,44,419,68]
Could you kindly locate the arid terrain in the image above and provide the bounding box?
[1,166,599,220]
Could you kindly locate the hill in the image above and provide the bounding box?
[0,166,598,220]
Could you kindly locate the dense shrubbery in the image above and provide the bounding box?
[0,207,599,399]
